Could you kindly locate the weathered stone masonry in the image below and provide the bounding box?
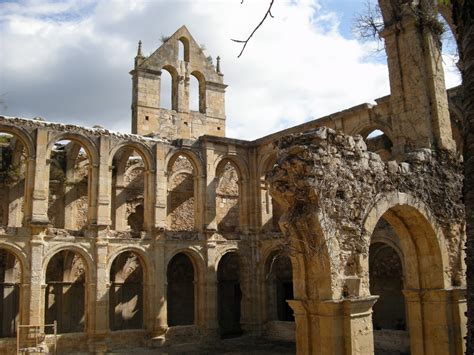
[0,1,469,353]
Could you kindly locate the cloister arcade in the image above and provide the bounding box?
[0,1,469,351]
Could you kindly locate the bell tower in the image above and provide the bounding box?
[130,26,227,140]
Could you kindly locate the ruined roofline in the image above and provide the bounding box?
[251,84,462,147]
[0,115,170,144]
[250,99,387,147]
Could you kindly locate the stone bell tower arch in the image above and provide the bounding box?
[130,26,227,140]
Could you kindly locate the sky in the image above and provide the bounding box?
[0,0,462,140]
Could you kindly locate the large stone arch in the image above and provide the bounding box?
[214,156,249,234]
[0,125,35,226]
[362,191,450,290]
[362,192,459,355]
[45,133,98,229]
[0,243,27,338]
[165,247,206,327]
[43,246,91,333]
[109,142,155,231]
[165,150,201,232]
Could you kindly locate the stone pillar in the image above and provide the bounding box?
[63,158,76,230]
[288,297,377,355]
[153,237,167,337]
[204,242,219,338]
[380,5,455,153]
[143,168,155,231]
[89,237,109,353]
[403,288,467,355]
[30,129,49,224]
[96,136,111,227]
[203,143,217,230]
[239,178,249,233]
[154,145,167,230]
[451,288,467,355]
[402,290,425,355]
[421,289,466,355]
[28,231,45,326]
[114,185,127,231]
[177,74,189,114]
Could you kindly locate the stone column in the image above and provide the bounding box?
[238,178,249,233]
[28,231,45,326]
[30,129,50,224]
[451,288,467,355]
[421,289,466,355]
[288,297,377,355]
[380,6,455,153]
[203,143,217,230]
[154,144,167,230]
[143,168,155,232]
[89,237,109,353]
[63,157,77,229]
[204,242,219,339]
[403,290,426,355]
[96,136,111,227]
[153,237,167,338]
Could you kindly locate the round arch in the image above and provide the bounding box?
[42,245,95,284]
[165,247,206,283]
[214,155,250,182]
[363,192,450,290]
[0,124,35,159]
[46,133,99,167]
[106,246,153,285]
[190,70,206,113]
[178,36,190,62]
[165,149,204,177]
[0,243,29,284]
[108,141,155,173]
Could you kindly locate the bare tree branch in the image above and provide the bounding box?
[232,0,275,58]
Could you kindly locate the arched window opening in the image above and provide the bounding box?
[362,129,393,161]
[167,253,195,326]
[0,249,21,338]
[0,132,27,227]
[266,253,294,322]
[216,161,240,234]
[48,140,90,230]
[370,217,409,354]
[109,252,144,331]
[189,75,200,112]
[260,157,284,233]
[438,13,461,88]
[45,250,86,334]
[160,68,173,110]
[190,71,206,113]
[178,37,189,62]
[218,252,242,338]
[112,148,146,235]
[167,154,195,231]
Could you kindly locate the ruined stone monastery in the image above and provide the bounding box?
[0,2,469,354]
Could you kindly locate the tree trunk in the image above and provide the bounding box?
[455,1,474,353]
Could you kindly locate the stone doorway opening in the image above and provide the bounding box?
[167,252,195,326]
[218,252,242,338]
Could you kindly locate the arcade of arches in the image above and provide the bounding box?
[0,1,469,353]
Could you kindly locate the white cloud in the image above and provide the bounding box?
[0,0,460,140]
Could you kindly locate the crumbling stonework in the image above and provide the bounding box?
[0,7,468,354]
